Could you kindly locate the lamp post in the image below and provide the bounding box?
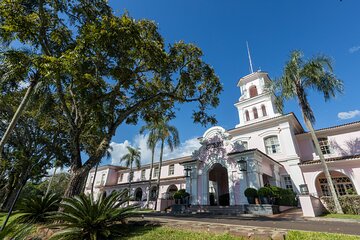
[299,184,309,195]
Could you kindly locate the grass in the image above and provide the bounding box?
[122,226,360,240]
[322,213,360,220]
[123,226,242,240]
[287,231,360,240]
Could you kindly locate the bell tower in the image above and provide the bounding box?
[234,71,281,127]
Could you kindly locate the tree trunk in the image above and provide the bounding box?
[64,169,88,198]
[146,147,155,208]
[45,167,57,195]
[303,116,343,214]
[0,81,37,156]
[154,140,164,211]
[1,186,17,211]
[91,163,99,199]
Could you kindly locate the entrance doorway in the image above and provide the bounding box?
[208,163,229,206]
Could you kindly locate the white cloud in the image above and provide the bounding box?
[349,46,360,54]
[337,110,360,120]
[110,134,201,166]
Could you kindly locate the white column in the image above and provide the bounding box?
[238,171,248,204]
[273,165,281,187]
[191,166,198,205]
[247,158,261,189]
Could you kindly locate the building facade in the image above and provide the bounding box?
[84,71,360,215]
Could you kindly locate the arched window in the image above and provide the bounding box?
[253,107,258,119]
[261,105,267,116]
[167,185,178,199]
[264,136,280,154]
[150,186,158,201]
[316,171,357,196]
[249,85,258,98]
[134,188,143,201]
[245,110,250,121]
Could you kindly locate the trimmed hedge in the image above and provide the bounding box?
[321,195,360,214]
[269,186,297,206]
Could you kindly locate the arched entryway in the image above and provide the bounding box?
[167,185,178,199]
[315,171,357,196]
[208,163,229,206]
[134,187,143,201]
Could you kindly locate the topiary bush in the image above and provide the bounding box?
[244,188,258,198]
[321,195,360,214]
[267,186,297,206]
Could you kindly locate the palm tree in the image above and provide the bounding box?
[272,50,344,214]
[120,146,141,198]
[153,118,180,210]
[140,122,159,208]
[49,190,137,240]
[0,49,40,157]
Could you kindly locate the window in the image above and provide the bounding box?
[168,164,175,176]
[318,176,356,196]
[153,167,159,178]
[261,105,267,116]
[264,136,281,154]
[134,188,143,201]
[283,175,293,191]
[245,110,250,121]
[141,169,146,180]
[118,173,123,183]
[100,173,106,186]
[241,141,248,150]
[89,176,94,187]
[249,85,258,98]
[253,107,258,119]
[318,137,331,154]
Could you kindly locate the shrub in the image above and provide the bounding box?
[267,186,297,206]
[48,189,138,240]
[321,195,360,214]
[258,187,273,197]
[17,193,61,223]
[173,189,190,199]
[244,188,258,198]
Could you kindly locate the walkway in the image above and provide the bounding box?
[142,211,360,236]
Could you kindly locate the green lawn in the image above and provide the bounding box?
[287,231,360,240]
[122,226,360,240]
[322,214,360,220]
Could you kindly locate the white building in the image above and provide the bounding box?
[85,71,360,216]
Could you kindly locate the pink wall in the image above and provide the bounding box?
[296,127,360,162]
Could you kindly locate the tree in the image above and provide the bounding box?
[1,1,222,198]
[152,118,180,210]
[272,50,344,214]
[121,146,141,197]
[0,90,68,211]
[140,119,160,208]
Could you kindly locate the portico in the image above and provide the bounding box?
[181,126,283,207]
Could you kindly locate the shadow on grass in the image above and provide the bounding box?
[121,220,162,239]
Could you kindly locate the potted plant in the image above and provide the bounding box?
[244,187,258,204]
[258,187,273,204]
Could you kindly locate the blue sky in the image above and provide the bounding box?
[106,0,360,165]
